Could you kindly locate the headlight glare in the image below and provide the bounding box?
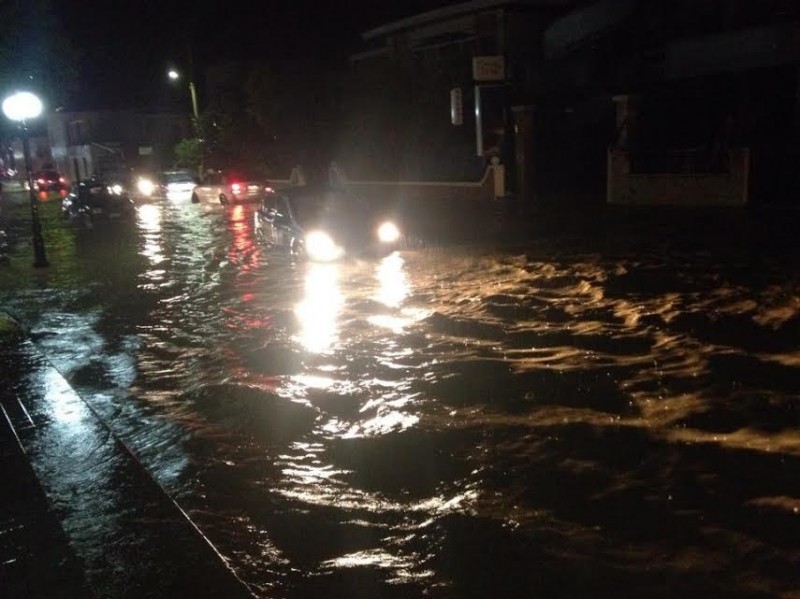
[306,231,342,261]
[137,177,155,196]
[377,221,401,243]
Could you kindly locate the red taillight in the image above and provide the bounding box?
[38,191,47,200]
[59,188,67,197]
[231,182,242,194]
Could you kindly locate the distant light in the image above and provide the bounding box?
[167,69,180,81]
[2,91,44,122]
[110,184,123,195]
[377,221,401,243]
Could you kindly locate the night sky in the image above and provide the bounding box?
[51,0,458,110]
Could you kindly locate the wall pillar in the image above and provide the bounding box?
[511,105,535,211]
[612,94,641,153]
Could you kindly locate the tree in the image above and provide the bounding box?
[174,138,202,172]
[243,59,344,177]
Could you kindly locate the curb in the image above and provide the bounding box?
[0,311,255,598]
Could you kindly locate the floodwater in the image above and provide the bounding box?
[1,198,799,598]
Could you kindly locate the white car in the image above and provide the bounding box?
[135,171,197,202]
[162,171,197,202]
[191,170,273,205]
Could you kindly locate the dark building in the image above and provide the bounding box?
[540,0,800,204]
[351,0,800,205]
[345,0,575,182]
[48,109,192,180]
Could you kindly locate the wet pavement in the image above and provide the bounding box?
[0,194,799,598]
[0,313,255,598]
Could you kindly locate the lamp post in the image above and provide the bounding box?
[167,68,203,178]
[2,91,48,268]
[167,68,200,127]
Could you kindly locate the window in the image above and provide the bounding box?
[261,195,277,213]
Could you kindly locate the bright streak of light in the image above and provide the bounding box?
[291,374,336,390]
[345,410,419,438]
[137,204,164,266]
[375,253,408,308]
[367,314,407,333]
[295,263,342,353]
[42,368,84,425]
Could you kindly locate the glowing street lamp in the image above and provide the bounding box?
[2,91,48,267]
[166,67,199,124]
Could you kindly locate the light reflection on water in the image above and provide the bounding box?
[294,262,342,354]
[137,204,163,265]
[4,203,800,598]
[374,252,408,308]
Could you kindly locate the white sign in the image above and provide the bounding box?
[472,56,505,82]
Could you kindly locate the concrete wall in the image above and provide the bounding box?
[607,148,750,206]
[271,165,497,205]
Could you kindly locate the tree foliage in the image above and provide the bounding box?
[174,138,202,171]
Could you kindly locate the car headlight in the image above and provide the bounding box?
[306,231,342,261]
[109,184,123,195]
[137,177,155,196]
[377,221,401,243]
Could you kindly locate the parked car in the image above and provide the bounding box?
[32,170,68,199]
[255,185,403,261]
[61,179,135,224]
[192,169,273,204]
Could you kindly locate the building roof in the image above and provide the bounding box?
[362,0,574,40]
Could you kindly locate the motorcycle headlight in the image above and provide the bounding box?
[377,221,401,243]
[306,231,342,262]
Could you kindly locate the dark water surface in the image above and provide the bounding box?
[1,200,799,598]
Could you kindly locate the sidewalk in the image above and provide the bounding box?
[0,313,255,598]
[0,362,92,597]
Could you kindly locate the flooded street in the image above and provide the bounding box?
[2,199,799,598]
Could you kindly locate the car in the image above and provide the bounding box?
[32,170,68,199]
[255,185,404,261]
[61,179,135,224]
[133,170,197,202]
[192,169,273,204]
[161,170,197,202]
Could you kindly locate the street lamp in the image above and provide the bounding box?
[166,68,200,126]
[2,91,48,267]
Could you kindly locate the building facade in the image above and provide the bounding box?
[47,110,192,181]
[352,0,800,205]
[346,0,575,183]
